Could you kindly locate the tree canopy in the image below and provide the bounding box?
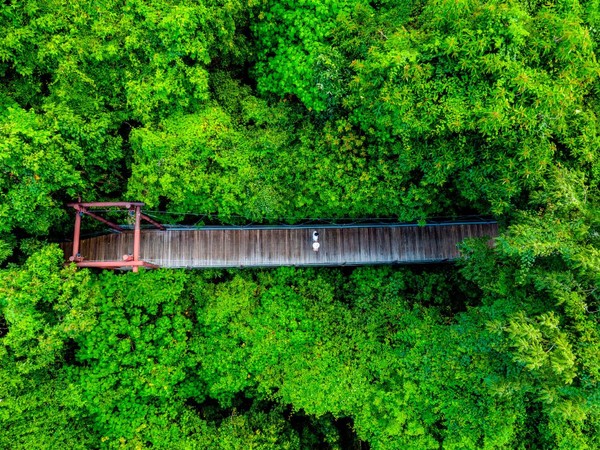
[1,0,598,448]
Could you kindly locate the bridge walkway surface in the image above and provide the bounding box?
[61,222,499,269]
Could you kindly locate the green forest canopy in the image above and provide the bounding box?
[0,0,599,448]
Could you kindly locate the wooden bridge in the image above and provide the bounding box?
[61,203,498,270]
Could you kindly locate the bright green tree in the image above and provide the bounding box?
[0,245,98,448]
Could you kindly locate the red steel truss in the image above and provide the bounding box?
[67,202,164,272]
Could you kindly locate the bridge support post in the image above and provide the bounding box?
[70,209,82,262]
[133,205,141,273]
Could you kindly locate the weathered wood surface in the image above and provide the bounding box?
[60,222,498,268]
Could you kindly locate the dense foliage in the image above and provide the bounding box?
[1,0,598,448]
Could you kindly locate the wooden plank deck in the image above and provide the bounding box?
[60,222,498,269]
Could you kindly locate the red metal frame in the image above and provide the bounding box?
[67,202,145,208]
[133,205,141,273]
[71,209,82,262]
[67,201,163,271]
[140,213,165,230]
[75,261,160,269]
[73,205,124,232]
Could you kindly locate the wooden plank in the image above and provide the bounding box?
[345,227,361,264]
[295,228,302,264]
[325,228,339,264]
[394,227,403,262]
[387,227,398,262]
[374,227,387,263]
[423,226,436,260]
[282,229,291,265]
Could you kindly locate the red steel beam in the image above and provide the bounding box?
[140,213,165,230]
[67,202,145,208]
[75,260,159,269]
[78,208,124,232]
